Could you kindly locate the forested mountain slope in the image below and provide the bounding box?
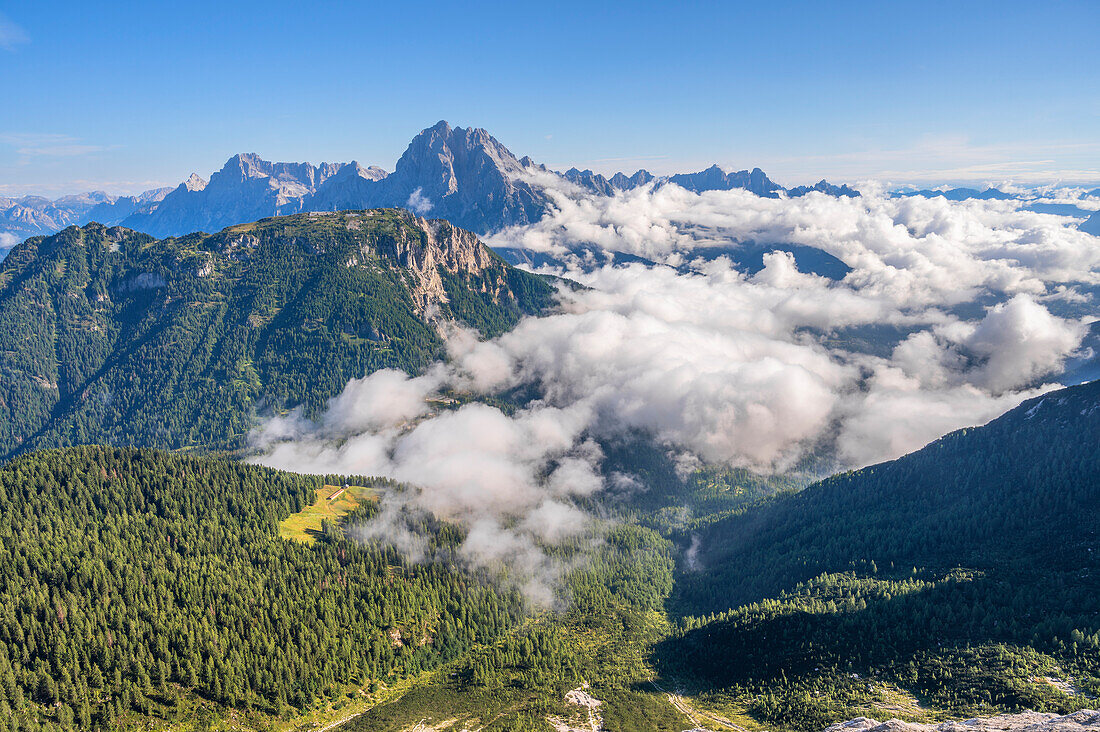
[674,379,1100,612]
[0,209,555,456]
[658,380,1100,730]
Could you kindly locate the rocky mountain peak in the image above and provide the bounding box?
[219,152,270,180]
[396,121,528,182]
[562,168,616,196]
[668,164,783,197]
[788,179,861,198]
[606,170,656,190]
[358,121,546,233]
[427,119,452,135]
[183,173,207,192]
[211,154,344,191]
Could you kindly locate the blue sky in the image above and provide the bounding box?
[1,1,1098,196]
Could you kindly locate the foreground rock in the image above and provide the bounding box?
[825,710,1100,732]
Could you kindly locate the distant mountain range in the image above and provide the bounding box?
[0,121,862,248]
[898,186,1016,201]
[0,187,172,243]
[493,239,854,282]
[9,123,1098,255]
[895,185,1100,227]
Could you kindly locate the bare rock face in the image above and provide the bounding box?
[418,216,496,274]
[824,710,1100,732]
[309,162,389,213]
[362,211,499,312]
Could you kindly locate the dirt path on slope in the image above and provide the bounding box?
[650,680,751,732]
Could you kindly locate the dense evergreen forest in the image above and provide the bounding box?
[0,446,526,730]
[0,210,555,457]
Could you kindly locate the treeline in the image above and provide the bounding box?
[0,446,525,730]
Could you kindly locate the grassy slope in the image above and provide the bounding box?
[279,484,379,544]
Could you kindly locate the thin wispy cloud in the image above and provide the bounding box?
[0,13,28,51]
[0,178,172,197]
[0,133,107,160]
[760,135,1100,186]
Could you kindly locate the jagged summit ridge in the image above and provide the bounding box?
[119,153,352,237]
[666,164,783,197]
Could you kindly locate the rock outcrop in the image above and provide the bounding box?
[363,212,499,312]
[825,711,1100,732]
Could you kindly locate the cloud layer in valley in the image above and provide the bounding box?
[253,179,1099,599]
